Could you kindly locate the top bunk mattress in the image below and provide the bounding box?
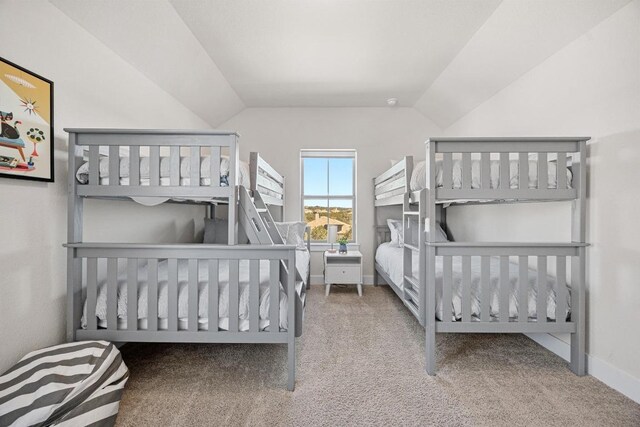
[409,157,573,193]
[76,154,250,188]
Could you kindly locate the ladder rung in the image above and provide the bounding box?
[404,298,420,320]
[404,243,419,252]
[404,284,418,300]
[403,211,419,215]
[404,275,419,289]
[256,208,267,213]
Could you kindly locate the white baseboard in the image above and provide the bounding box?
[310,274,378,286]
[526,333,640,404]
[525,333,571,361]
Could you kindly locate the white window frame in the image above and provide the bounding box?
[300,149,357,246]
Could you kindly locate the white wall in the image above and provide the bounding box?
[220,107,441,278]
[0,0,208,372]
[444,0,640,383]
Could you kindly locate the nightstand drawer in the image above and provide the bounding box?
[325,265,360,284]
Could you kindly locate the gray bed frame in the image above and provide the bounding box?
[65,128,304,390]
[373,137,588,376]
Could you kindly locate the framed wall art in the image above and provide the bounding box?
[0,57,54,182]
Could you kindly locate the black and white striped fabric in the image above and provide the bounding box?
[0,341,129,427]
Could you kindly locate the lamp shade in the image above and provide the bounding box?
[328,225,338,244]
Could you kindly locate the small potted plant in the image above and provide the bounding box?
[337,237,348,254]
[26,127,46,157]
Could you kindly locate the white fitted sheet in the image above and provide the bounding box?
[375,242,570,321]
[82,252,309,332]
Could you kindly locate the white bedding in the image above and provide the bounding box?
[410,158,572,192]
[375,242,570,321]
[82,249,310,332]
[76,154,251,189]
[295,248,310,285]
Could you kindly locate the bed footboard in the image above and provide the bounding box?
[424,242,587,376]
[65,242,301,390]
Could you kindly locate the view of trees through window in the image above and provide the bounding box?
[304,204,353,241]
[301,153,355,243]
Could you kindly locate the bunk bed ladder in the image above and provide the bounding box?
[255,191,285,244]
[239,186,306,324]
[239,186,282,245]
[402,193,425,326]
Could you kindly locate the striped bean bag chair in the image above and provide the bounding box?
[0,341,129,427]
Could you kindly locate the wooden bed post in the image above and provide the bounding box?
[425,140,437,375]
[67,132,83,342]
[417,188,427,326]
[372,178,379,286]
[249,151,258,195]
[287,249,297,391]
[228,135,239,244]
[570,140,587,375]
[280,175,286,222]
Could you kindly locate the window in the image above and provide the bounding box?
[301,150,356,243]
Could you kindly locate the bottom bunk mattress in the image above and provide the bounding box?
[375,242,570,321]
[81,251,310,333]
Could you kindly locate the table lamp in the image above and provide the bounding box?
[328,225,338,253]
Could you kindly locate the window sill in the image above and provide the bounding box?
[309,243,360,253]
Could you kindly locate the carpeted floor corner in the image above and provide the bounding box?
[115,285,640,426]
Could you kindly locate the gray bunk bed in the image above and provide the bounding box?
[373,137,588,376]
[65,128,305,390]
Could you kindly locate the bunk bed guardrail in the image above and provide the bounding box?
[66,128,240,199]
[427,136,588,202]
[375,137,589,206]
[250,151,285,207]
[374,156,413,207]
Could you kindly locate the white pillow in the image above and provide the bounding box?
[274,221,308,250]
[387,219,449,246]
[387,219,403,247]
[410,160,427,191]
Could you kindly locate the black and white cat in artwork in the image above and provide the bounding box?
[0,111,22,140]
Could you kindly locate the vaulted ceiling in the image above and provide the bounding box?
[51,0,631,128]
[169,0,502,109]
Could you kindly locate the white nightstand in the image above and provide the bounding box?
[324,250,363,297]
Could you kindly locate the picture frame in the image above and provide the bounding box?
[0,57,54,182]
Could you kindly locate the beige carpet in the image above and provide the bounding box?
[115,285,640,426]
